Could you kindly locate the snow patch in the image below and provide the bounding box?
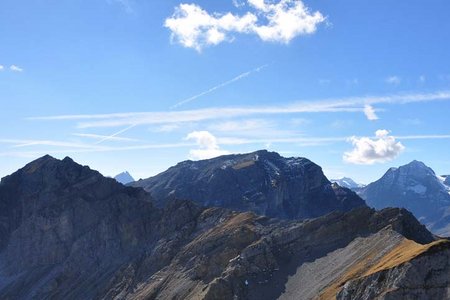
[406,184,427,194]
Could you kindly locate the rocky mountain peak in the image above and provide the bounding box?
[114,171,135,185]
[1,155,122,196]
[359,160,450,235]
[402,160,435,175]
[131,150,366,220]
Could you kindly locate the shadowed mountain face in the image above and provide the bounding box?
[359,160,450,236]
[0,155,448,300]
[131,150,366,220]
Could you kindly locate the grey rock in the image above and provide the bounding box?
[359,160,450,236]
[131,150,366,220]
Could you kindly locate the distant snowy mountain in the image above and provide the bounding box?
[114,171,135,185]
[330,177,366,189]
[359,160,450,236]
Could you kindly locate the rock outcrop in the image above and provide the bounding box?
[131,150,366,220]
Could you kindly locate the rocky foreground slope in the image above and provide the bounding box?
[0,155,449,299]
[131,150,365,220]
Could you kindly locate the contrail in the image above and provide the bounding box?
[95,64,269,144]
[170,64,269,109]
[95,124,137,144]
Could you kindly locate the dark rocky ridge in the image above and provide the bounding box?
[359,160,450,236]
[0,155,441,299]
[131,150,366,220]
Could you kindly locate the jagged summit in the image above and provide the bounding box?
[114,171,135,185]
[1,154,116,191]
[331,177,365,189]
[131,150,366,220]
[359,160,450,235]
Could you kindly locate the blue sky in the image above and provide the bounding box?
[1,0,450,183]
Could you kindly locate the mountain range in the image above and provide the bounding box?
[357,160,450,236]
[0,153,449,299]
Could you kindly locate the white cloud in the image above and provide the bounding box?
[10,65,23,72]
[185,131,230,160]
[30,91,450,128]
[386,76,401,85]
[232,0,246,8]
[343,130,405,165]
[164,0,325,51]
[3,133,450,159]
[0,65,4,71]
[363,104,378,121]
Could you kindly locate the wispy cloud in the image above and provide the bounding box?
[2,133,450,158]
[165,0,325,51]
[385,76,401,85]
[94,124,137,144]
[396,134,450,140]
[0,139,98,149]
[171,64,268,109]
[10,65,24,72]
[72,133,140,142]
[208,119,299,138]
[151,124,181,133]
[0,65,4,71]
[30,91,450,129]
